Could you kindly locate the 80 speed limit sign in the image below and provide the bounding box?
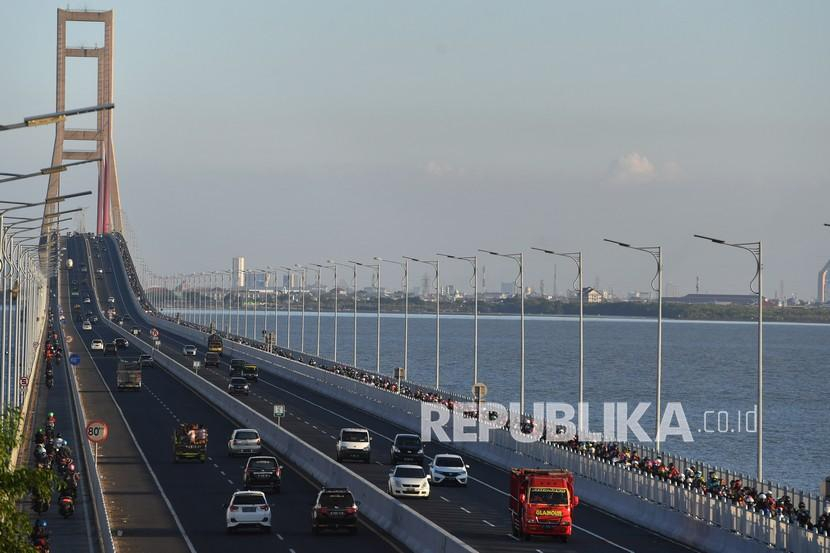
[86,420,109,443]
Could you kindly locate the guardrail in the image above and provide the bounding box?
[103,301,475,552]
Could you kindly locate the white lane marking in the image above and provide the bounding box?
[440,496,449,503]
[220,471,226,476]
[537,549,544,553]
[276,533,284,540]
[574,524,636,553]
[482,519,495,527]
[507,533,519,541]
[85,355,198,553]
[460,507,471,514]
[227,479,233,485]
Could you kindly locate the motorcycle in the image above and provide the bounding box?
[59,494,75,518]
[46,375,54,389]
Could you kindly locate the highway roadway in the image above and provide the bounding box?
[92,234,699,553]
[65,235,403,553]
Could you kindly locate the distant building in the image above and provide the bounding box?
[232,257,245,288]
[501,282,516,295]
[582,287,603,303]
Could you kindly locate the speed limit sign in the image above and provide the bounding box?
[86,420,109,443]
[150,328,159,338]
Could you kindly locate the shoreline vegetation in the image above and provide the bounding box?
[165,292,830,324]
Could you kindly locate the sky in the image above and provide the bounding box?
[1,1,828,299]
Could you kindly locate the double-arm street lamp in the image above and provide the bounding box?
[305,265,323,356]
[438,253,479,389]
[294,264,308,353]
[532,247,585,435]
[279,266,295,350]
[604,238,663,452]
[312,263,336,360]
[329,260,357,366]
[694,234,763,481]
[479,250,525,416]
[404,256,440,388]
[351,260,381,372]
[376,257,409,375]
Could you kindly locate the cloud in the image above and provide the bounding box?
[425,160,466,177]
[608,152,657,184]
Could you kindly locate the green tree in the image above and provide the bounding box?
[1,408,56,553]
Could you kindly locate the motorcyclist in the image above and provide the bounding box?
[46,412,56,428]
[34,427,45,445]
[31,519,49,545]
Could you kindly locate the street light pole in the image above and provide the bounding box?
[438,253,478,389]
[352,260,381,372]
[307,266,322,356]
[480,250,524,416]
[605,239,662,452]
[404,257,440,388]
[329,261,357,366]
[279,267,295,350]
[376,257,408,375]
[533,247,584,436]
[295,265,307,353]
[694,234,763,481]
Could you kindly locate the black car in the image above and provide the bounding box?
[138,354,154,368]
[243,456,282,492]
[312,488,359,535]
[229,358,245,376]
[114,337,129,350]
[204,352,220,368]
[390,433,424,466]
[104,343,118,356]
[228,377,250,396]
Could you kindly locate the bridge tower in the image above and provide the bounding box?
[42,8,123,238]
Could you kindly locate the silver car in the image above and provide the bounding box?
[227,428,262,456]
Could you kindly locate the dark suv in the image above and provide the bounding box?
[204,352,220,368]
[311,488,358,535]
[243,456,282,493]
[390,433,424,466]
[229,358,245,376]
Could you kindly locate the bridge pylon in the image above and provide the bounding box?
[42,8,123,240]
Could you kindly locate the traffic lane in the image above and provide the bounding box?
[83,321,400,553]
[37,309,99,551]
[61,265,193,553]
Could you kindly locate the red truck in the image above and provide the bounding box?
[509,468,579,542]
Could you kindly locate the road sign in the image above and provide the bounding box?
[20,376,28,387]
[86,420,109,443]
[69,353,81,366]
[150,328,159,338]
[153,339,161,349]
[65,335,73,344]
[192,361,201,374]
[273,404,285,418]
[472,382,488,401]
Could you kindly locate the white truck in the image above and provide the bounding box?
[116,360,142,391]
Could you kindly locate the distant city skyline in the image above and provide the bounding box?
[2,1,828,298]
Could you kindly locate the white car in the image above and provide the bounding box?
[225,490,271,533]
[387,465,430,498]
[108,296,115,304]
[336,427,371,463]
[227,428,262,456]
[429,454,469,486]
[82,321,92,331]
[83,297,91,304]
[91,339,104,351]
[182,345,197,356]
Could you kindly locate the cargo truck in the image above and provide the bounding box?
[207,333,223,356]
[116,360,142,391]
[509,468,578,542]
